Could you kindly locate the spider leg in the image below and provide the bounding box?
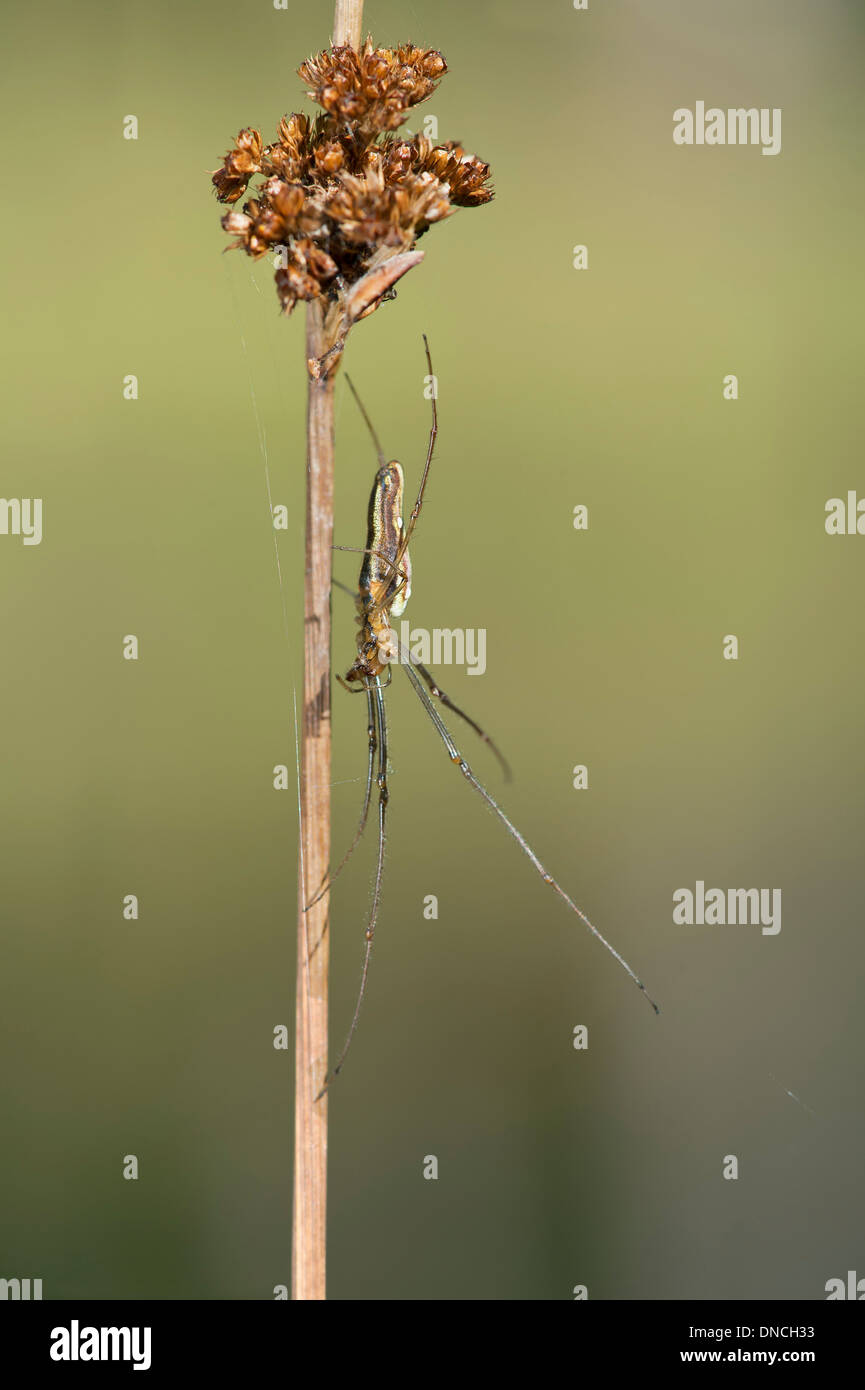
[399,659,659,1014]
[405,651,512,782]
[316,675,391,1097]
[305,683,377,911]
[392,335,437,575]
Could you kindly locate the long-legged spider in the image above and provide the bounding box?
[315,339,658,1096]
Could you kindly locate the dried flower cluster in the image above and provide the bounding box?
[211,39,492,323]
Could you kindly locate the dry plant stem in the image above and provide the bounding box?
[292,0,363,1310]
[333,0,363,50]
[293,302,338,1301]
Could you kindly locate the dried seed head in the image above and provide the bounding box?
[264,114,313,183]
[313,139,345,175]
[299,39,447,135]
[211,128,264,203]
[211,40,493,322]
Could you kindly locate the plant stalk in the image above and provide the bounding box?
[333,0,364,49]
[293,299,337,1301]
[293,0,362,1305]
[292,0,367,1306]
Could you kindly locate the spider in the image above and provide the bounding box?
[315,338,658,1096]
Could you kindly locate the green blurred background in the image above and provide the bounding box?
[1,0,863,1300]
